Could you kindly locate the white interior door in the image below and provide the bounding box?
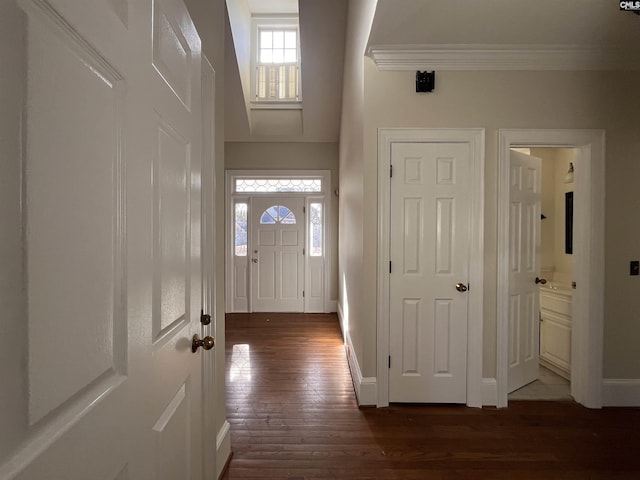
[508,150,542,393]
[250,197,305,312]
[0,0,208,478]
[389,142,471,403]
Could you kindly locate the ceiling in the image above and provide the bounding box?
[225,0,640,143]
[368,0,640,47]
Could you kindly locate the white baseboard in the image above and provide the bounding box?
[216,420,231,479]
[603,379,640,407]
[344,329,377,406]
[482,378,498,406]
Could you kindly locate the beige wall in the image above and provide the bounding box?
[225,141,340,302]
[534,148,557,276]
[348,65,640,381]
[337,0,378,375]
[534,147,577,283]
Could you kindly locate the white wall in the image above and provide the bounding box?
[225,141,340,303]
[346,66,640,381]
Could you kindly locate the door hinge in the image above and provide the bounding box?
[389,261,392,273]
[388,355,391,368]
[303,205,306,214]
[303,290,305,298]
[303,247,305,255]
[390,165,393,178]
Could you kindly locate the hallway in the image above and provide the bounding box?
[222,313,640,479]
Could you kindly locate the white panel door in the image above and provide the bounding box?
[389,142,471,403]
[250,197,305,312]
[508,150,542,393]
[0,0,208,478]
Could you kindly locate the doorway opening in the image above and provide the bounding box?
[507,147,575,402]
[225,170,332,313]
[497,129,605,409]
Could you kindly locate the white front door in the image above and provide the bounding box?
[0,0,209,478]
[250,197,305,312]
[508,150,542,393]
[389,142,471,403]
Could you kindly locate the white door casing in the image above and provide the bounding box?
[377,128,485,408]
[0,0,211,478]
[389,142,471,403]
[497,129,605,409]
[201,55,218,480]
[250,197,305,312]
[507,150,542,393]
[225,171,332,314]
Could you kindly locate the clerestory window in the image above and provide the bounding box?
[252,17,301,103]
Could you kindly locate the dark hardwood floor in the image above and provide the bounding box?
[222,313,640,479]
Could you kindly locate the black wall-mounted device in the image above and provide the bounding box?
[416,71,435,93]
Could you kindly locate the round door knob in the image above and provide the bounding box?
[455,283,468,292]
[251,258,258,263]
[192,334,215,353]
[535,277,547,285]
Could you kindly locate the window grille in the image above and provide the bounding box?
[309,203,323,256]
[235,178,322,193]
[255,27,300,101]
[234,203,248,256]
[260,206,296,225]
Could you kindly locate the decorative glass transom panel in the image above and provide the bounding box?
[235,178,322,193]
[260,205,297,225]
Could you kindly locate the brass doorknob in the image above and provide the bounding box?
[535,277,547,285]
[455,283,468,292]
[192,334,215,353]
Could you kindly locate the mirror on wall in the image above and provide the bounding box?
[565,191,573,254]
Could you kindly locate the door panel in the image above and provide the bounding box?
[389,142,471,403]
[25,1,126,425]
[508,150,542,393]
[251,197,304,312]
[0,0,208,477]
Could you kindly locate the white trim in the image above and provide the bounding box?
[367,44,640,71]
[215,420,231,479]
[344,328,377,406]
[497,129,605,409]
[482,378,498,407]
[603,379,640,407]
[225,170,332,313]
[377,128,485,408]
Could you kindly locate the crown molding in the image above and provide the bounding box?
[366,44,640,71]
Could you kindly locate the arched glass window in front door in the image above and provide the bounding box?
[260,205,297,225]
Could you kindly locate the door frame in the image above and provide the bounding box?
[497,129,605,408]
[225,169,332,313]
[377,128,485,408]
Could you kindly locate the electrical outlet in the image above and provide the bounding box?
[630,260,639,276]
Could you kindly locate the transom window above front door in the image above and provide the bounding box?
[234,177,322,193]
[260,205,297,225]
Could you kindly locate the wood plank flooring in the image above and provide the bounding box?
[222,313,640,479]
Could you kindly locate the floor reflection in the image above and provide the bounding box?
[229,343,251,383]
